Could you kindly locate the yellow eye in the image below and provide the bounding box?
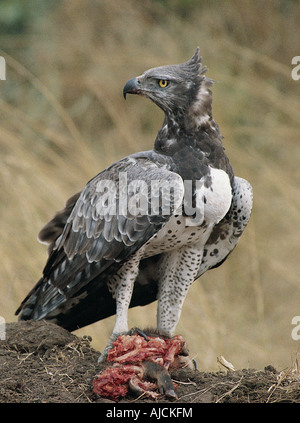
[158,79,169,88]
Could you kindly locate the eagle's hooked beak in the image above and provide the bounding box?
[123,77,141,99]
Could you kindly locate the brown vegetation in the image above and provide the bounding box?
[2,321,300,403]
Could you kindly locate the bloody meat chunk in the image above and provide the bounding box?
[93,329,195,401]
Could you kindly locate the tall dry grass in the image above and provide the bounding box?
[0,0,299,370]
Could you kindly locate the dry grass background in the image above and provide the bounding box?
[0,0,299,371]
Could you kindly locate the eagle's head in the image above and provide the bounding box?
[123,48,214,130]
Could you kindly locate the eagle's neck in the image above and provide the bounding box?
[154,111,223,159]
[184,80,220,134]
[158,80,221,141]
[154,84,222,155]
[153,78,231,181]
[153,106,233,184]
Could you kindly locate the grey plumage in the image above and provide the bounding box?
[16,49,252,354]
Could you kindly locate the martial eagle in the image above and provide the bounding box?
[16,49,253,359]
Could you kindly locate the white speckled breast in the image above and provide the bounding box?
[143,167,232,258]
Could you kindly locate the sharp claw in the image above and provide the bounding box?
[135,328,149,342]
[98,351,107,363]
[165,389,178,400]
[128,327,149,342]
[98,340,114,363]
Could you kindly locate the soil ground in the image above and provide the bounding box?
[1,321,300,404]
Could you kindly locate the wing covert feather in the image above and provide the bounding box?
[41,156,184,294]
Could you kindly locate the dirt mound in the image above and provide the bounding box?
[0,321,299,403]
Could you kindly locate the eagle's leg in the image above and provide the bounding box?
[98,251,143,362]
[156,246,203,336]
